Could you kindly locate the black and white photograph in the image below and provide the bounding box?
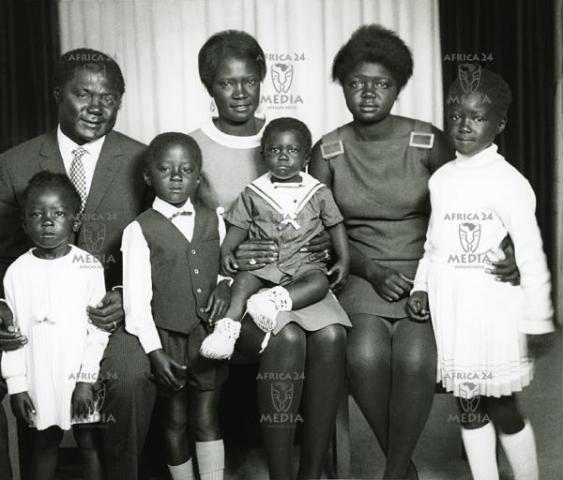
[0,0,561,479]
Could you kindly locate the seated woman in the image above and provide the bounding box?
[309,24,519,479]
[190,30,350,480]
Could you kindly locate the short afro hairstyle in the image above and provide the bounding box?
[145,132,203,171]
[261,117,312,153]
[198,30,266,95]
[54,48,125,95]
[446,66,512,118]
[23,171,82,216]
[332,24,413,91]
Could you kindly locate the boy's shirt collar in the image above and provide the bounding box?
[152,196,194,220]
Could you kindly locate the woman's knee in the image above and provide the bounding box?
[346,315,391,375]
[271,323,306,350]
[311,324,347,347]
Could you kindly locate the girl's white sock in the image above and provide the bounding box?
[167,458,195,480]
[499,420,539,480]
[461,422,499,480]
[196,439,224,480]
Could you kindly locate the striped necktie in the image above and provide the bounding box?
[70,147,88,212]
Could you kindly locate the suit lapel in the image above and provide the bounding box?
[38,131,66,174]
[83,131,123,214]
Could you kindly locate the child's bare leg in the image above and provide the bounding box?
[32,426,64,480]
[73,425,105,480]
[224,272,267,321]
[162,389,191,466]
[285,270,329,309]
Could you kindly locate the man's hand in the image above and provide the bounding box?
[406,291,430,322]
[234,240,279,271]
[369,266,412,302]
[0,302,27,352]
[148,349,188,391]
[71,382,95,420]
[205,281,231,328]
[10,392,35,426]
[87,289,124,333]
[486,235,520,285]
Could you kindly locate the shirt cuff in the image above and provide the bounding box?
[6,376,27,395]
[519,319,555,335]
[128,325,162,355]
[217,275,233,286]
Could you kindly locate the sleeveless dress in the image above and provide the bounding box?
[321,119,440,319]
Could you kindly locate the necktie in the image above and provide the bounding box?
[70,147,88,212]
[168,210,193,221]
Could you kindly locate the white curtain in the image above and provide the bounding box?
[555,0,562,320]
[58,0,443,144]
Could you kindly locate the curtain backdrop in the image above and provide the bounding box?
[0,0,59,153]
[57,0,443,144]
[440,0,556,276]
[555,0,562,317]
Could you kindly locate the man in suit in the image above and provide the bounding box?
[0,48,156,480]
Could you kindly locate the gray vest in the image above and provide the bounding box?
[136,205,220,334]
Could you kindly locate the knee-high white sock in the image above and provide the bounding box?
[167,458,195,480]
[461,422,499,480]
[196,439,224,480]
[499,420,539,480]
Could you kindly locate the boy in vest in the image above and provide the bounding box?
[122,132,237,480]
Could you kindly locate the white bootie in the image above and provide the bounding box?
[200,318,241,360]
[247,286,293,333]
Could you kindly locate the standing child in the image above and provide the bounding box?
[1,172,108,480]
[201,117,350,359]
[122,132,233,480]
[407,68,554,480]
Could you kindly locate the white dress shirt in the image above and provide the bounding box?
[57,125,106,197]
[122,197,228,354]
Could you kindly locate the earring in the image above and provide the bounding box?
[210,99,216,113]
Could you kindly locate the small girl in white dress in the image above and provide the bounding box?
[407,69,554,480]
[1,172,108,480]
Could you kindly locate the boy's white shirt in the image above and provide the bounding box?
[122,197,228,354]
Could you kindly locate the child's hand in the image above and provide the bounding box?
[10,392,35,426]
[148,349,188,391]
[221,251,239,276]
[327,259,349,291]
[71,382,95,420]
[205,281,231,329]
[527,333,557,359]
[406,291,430,322]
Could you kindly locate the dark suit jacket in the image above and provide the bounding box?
[0,130,148,293]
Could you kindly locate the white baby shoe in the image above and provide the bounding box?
[200,318,241,360]
[247,286,293,333]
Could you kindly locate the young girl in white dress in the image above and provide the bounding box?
[1,172,108,480]
[407,69,554,480]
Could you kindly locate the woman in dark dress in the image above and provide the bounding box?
[310,25,518,479]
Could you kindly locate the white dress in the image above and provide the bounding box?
[413,145,553,398]
[1,246,109,430]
